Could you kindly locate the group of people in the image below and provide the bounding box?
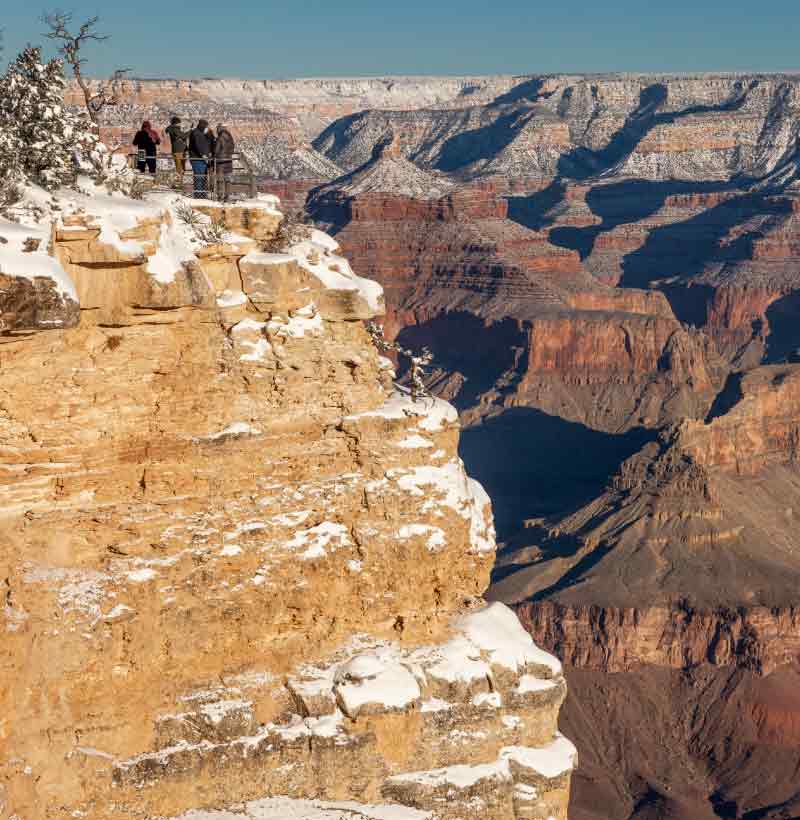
[132,117,236,199]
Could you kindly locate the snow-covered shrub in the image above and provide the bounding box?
[260,211,311,253]
[0,46,99,191]
[174,200,229,245]
[366,321,434,402]
[0,178,22,217]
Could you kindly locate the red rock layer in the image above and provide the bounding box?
[517,601,800,675]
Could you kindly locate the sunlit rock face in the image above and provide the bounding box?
[1,185,575,820]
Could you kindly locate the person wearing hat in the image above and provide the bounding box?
[214,123,236,202]
[188,119,213,199]
[165,115,190,174]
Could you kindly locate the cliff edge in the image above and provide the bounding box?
[0,183,575,820]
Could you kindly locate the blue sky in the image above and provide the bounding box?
[2,0,799,78]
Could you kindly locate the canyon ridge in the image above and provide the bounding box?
[22,69,800,819]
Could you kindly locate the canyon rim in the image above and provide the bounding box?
[3,50,800,820]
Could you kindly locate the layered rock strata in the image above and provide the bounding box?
[309,163,728,440]
[490,365,800,819]
[0,185,575,820]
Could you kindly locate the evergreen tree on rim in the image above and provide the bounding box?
[0,46,98,190]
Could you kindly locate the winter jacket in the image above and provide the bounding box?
[165,124,189,153]
[132,129,158,156]
[189,127,213,159]
[214,128,235,166]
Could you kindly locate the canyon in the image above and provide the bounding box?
[54,71,800,818]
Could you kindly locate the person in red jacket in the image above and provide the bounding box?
[132,121,160,174]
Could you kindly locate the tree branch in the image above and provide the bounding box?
[41,10,122,124]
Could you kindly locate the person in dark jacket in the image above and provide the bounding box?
[164,116,189,174]
[132,121,160,174]
[188,119,213,198]
[214,123,235,201]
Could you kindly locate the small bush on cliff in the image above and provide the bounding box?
[366,321,433,402]
[0,46,100,191]
[260,211,312,253]
[174,200,230,245]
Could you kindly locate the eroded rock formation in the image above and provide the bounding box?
[492,364,800,818]
[0,185,575,820]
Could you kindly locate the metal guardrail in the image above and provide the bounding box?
[127,151,257,201]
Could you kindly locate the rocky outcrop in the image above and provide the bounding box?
[492,364,800,607]
[486,362,800,818]
[1,186,574,820]
[0,219,80,332]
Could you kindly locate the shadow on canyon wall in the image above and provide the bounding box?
[765,290,800,363]
[434,108,539,173]
[457,407,654,542]
[396,312,529,411]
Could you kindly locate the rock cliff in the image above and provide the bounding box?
[0,183,575,819]
[493,364,800,819]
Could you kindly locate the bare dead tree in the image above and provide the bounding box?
[42,11,130,123]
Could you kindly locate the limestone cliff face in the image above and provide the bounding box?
[0,187,575,820]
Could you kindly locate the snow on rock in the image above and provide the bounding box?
[288,236,383,314]
[389,460,496,556]
[103,604,136,623]
[386,736,576,792]
[126,568,158,584]
[516,675,558,695]
[419,634,492,685]
[345,390,457,432]
[396,524,446,552]
[334,648,421,717]
[395,434,433,449]
[0,220,78,302]
[198,699,252,725]
[145,219,198,285]
[169,796,431,819]
[22,565,110,621]
[466,477,495,555]
[500,735,578,779]
[454,603,562,678]
[472,692,503,708]
[387,758,511,790]
[267,304,324,339]
[239,338,272,362]
[217,289,248,308]
[284,521,351,560]
[61,180,162,256]
[231,319,272,362]
[193,422,262,442]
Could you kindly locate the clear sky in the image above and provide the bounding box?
[2,0,799,78]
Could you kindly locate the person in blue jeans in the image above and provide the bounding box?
[188,119,213,198]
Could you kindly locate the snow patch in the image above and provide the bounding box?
[334,649,420,717]
[283,521,351,560]
[396,524,446,552]
[396,435,433,449]
[217,289,247,308]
